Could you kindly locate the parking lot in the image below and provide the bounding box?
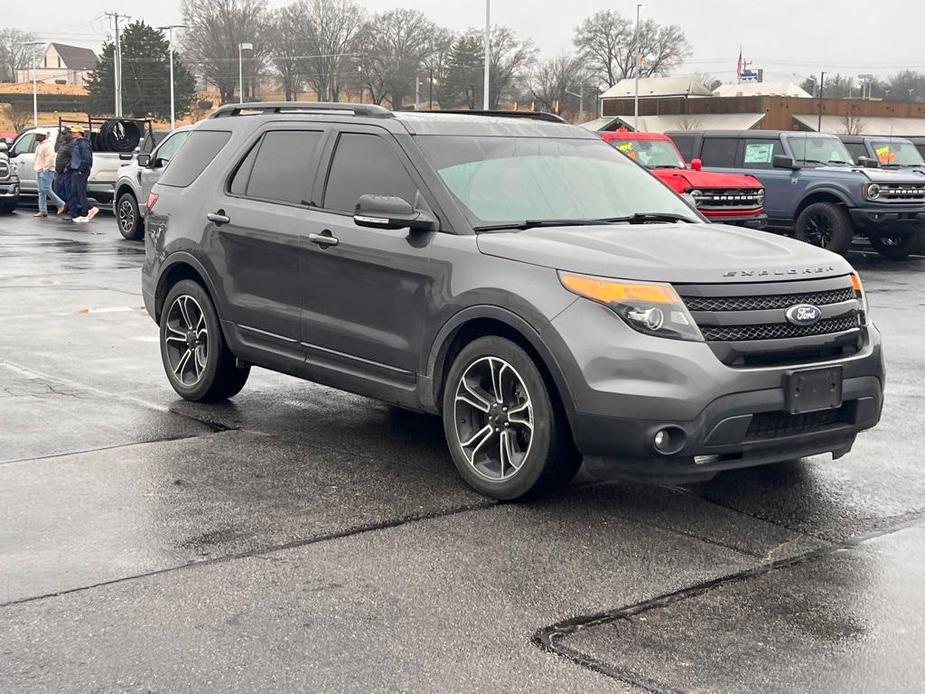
[1,210,924,692]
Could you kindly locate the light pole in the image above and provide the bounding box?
[483,0,491,110]
[238,42,253,104]
[26,41,44,128]
[158,24,188,130]
[634,3,644,131]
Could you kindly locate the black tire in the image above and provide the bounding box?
[867,229,925,259]
[0,199,17,214]
[442,336,581,500]
[116,191,143,240]
[160,279,250,402]
[794,202,854,254]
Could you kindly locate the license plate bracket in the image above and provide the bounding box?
[786,366,843,414]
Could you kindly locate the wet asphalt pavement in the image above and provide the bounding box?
[1,210,923,693]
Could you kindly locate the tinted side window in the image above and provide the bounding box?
[241,130,323,205]
[323,133,417,213]
[700,138,739,167]
[740,139,783,169]
[159,130,232,188]
[843,142,868,162]
[670,134,697,162]
[154,131,190,165]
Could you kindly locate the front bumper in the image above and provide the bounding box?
[703,211,768,229]
[849,206,925,235]
[0,180,19,198]
[544,299,884,483]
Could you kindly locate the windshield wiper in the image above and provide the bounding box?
[607,212,698,224]
[474,219,616,231]
[827,159,852,165]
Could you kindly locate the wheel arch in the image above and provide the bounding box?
[424,307,577,428]
[154,253,221,324]
[795,188,853,218]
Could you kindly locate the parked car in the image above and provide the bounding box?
[838,134,925,173]
[601,131,767,228]
[667,129,925,258]
[7,117,153,207]
[113,125,194,239]
[0,138,20,214]
[905,137,925,162]
[143,103,883,500]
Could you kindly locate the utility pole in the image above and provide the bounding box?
[483,0,491,110]
[238,42,253,104]
[105,12,128,117]
[817,71,826,132]
[158,24,187,130]
[633,3,644,131]
[25,41,44,128]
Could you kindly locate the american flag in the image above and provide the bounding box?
[736,48,744,78]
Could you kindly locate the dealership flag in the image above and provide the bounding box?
[736,48,743,78]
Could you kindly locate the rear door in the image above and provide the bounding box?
[300,126,435,385]
[213,126,327,363]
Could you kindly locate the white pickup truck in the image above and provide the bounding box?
[7,118,153,207]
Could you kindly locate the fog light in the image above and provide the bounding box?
[652,426,687,455]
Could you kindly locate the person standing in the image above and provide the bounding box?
[68,125,99,223]
[53,127,74,215]
[32,131,67,218]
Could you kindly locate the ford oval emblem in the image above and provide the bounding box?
[785,304,822,327]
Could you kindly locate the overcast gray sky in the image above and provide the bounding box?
[13,0,925,83]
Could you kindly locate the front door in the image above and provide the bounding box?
[210,127,327,364]
[738,138,793,225]
[142,129,191,201]
[9,132,37,193]
[300,128,435,387]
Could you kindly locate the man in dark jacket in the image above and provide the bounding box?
[68,124,99,223]
[53,127,74,216]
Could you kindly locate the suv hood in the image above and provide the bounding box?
[820,165,925,184]
[477,223,853,284]
[655,168,761,190]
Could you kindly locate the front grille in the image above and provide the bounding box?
[879,183,925,202]
[693,188,763,210]
[682,287,855,312]
[700,315,860,342]
[0,160,9,179]
[746,405,851,440]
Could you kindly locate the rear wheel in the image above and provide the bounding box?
[868,229,925,259]
[442,336,581,500]
[117,191,143,240]
[794,202,853,254]
[160,280,249,401]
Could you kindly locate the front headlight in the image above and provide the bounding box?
[851,271,869,325]
[756,188,765,205]
[687,189,703,207]
[865,183,881,200]
[559,272,703,341]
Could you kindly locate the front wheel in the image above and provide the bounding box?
[117,191,143,240]
[794,202,854,254]
[868,229,925,259]
[0,198,18,214]
[160,279,250,401]
[442,336,581,500]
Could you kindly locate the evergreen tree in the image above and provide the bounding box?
[85,21,196,120]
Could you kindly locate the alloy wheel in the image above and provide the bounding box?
[453,356,534,481]
[164,294,209,387]
[118,198,135,233]
[805,212,834,248]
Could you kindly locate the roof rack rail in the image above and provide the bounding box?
[210,102,394,119]
[417,110,567,124]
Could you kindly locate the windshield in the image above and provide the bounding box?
[415,136,696,228]
[606,138,685,168]
[870,140,925,167]
[786,136,855,166]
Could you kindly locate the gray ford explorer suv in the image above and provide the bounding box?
[142,103,884,500]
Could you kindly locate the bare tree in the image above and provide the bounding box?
[356,9,443,110]
[842,112,864,135]
[486,26,536,109]
[574,10,689,89]
[419,27,456,109]
[294,0,364,102]
[269,6,305,100]
[528,54,582,114]
[0,28,39,83]
[3,102,32,131]
[181,0,272,104]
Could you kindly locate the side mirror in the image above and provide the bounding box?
[135,153,151,167]
[0,141,7,154]
[773,154,799,170]
[354,194,437,232]
[690,157,703,171]
[856,156,880,168]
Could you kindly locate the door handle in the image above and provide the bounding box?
[309,231,339,248]
[207,210,230,226]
